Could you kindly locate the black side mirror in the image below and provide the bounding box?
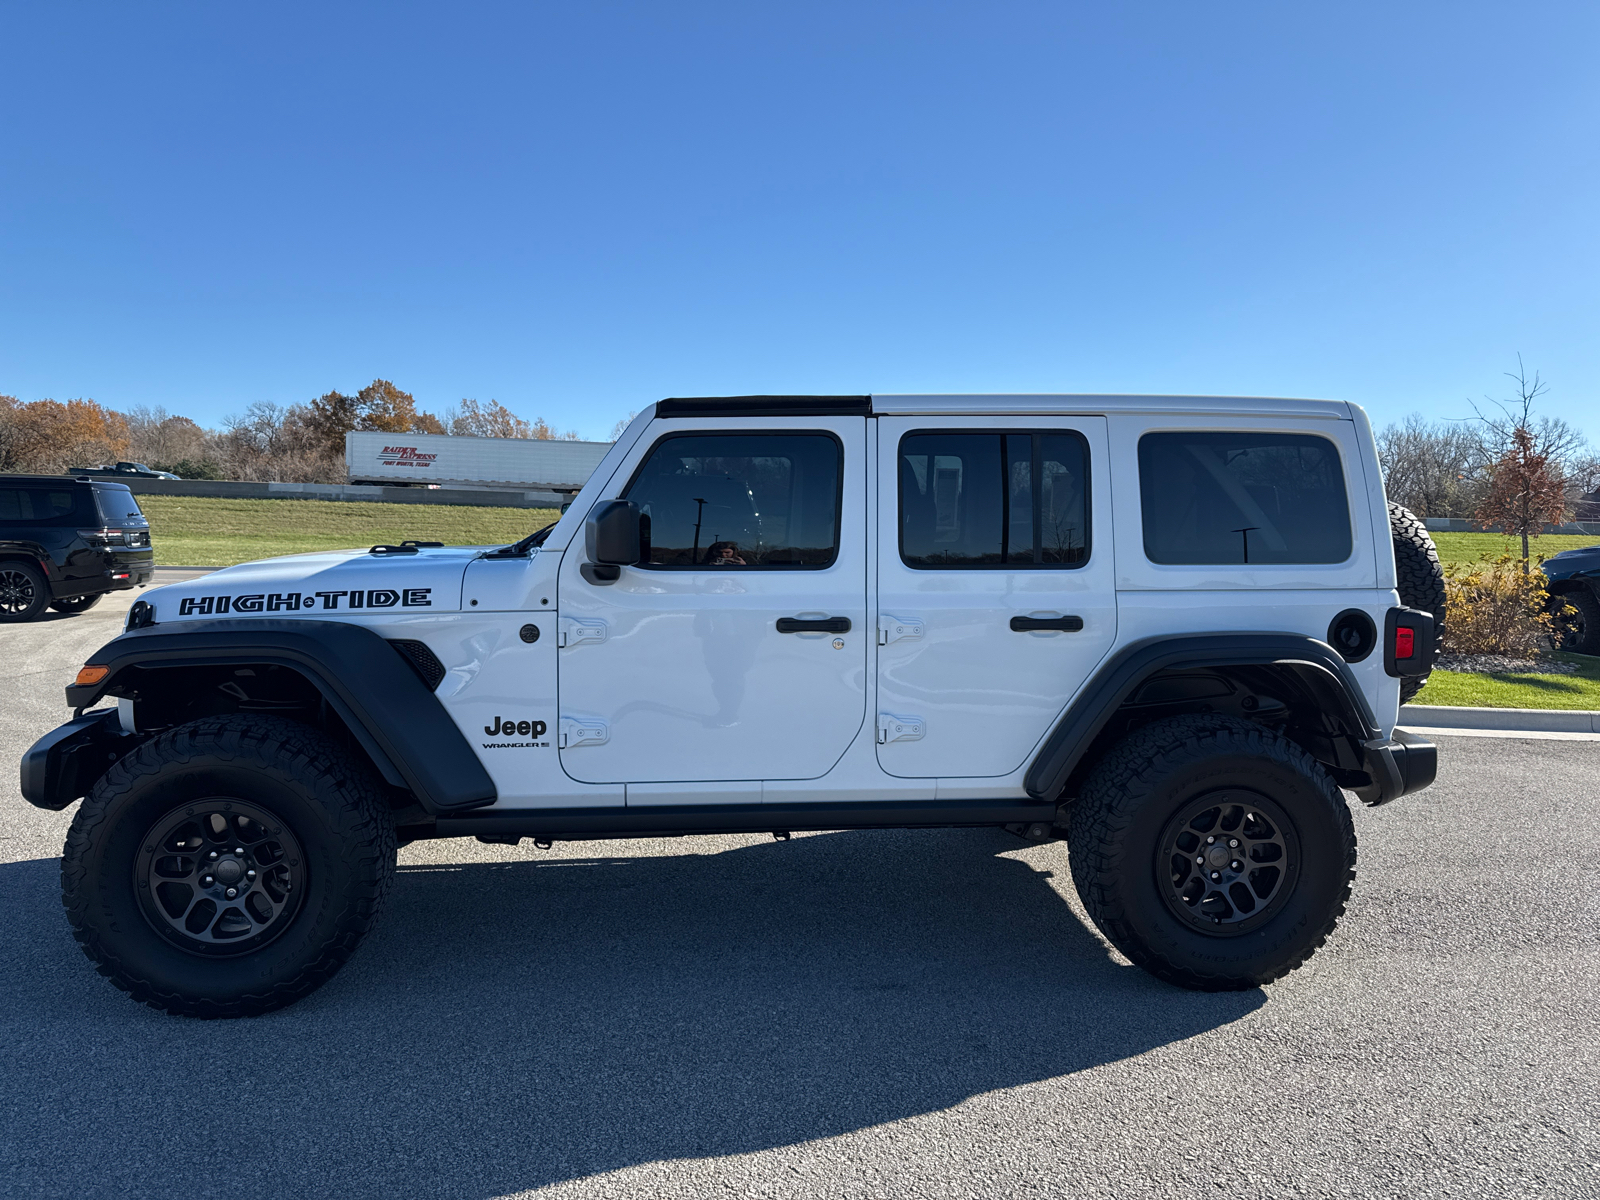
[583,500,649,583]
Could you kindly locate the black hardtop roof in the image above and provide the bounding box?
[656,396,871,418]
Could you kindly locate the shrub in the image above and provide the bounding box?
[1441,554,1559,656]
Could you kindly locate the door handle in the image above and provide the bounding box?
[777,616,852,633]
[1009,615,1083,633]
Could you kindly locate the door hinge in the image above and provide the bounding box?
[558,618,607,649]
[877,614,925,646]
[558,718,610,749]
[877,713,925,744]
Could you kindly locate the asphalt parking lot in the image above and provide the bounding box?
[2,578,1597,1199]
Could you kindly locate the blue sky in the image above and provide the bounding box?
[2,3,1596,442]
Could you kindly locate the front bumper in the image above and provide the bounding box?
[1354,729,1438,806]
[19,709,135,811]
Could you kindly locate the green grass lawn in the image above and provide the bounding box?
[1409,652,1600,710]
[139,495,560,567]
[1430,532,1597,568]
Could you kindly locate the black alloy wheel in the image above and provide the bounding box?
[62,715,396,1017]
[136,801,307,956]
[1067,713,1356,991]
[0,562,49,622]
[1157,790,1299,934]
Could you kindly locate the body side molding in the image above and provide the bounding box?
[65,619,496,812]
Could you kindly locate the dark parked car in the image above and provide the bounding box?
[67,461,180,480]
[0,475,155,622]
[1544,544,1600,655]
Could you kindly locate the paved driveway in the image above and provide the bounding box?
[2,580,1597,1198]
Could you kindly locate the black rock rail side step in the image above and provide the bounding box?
[436,798,1055,842]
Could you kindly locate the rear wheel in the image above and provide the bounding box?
[49,592,103,614]
[61,715,396,1017]
[1067,714,1355,991]
[0,561,49,622]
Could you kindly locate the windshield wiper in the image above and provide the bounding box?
[485,522,558,559]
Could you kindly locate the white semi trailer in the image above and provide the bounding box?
[345,431,613,498]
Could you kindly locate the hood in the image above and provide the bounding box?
[142,546,491,622]
[1541,545,1600,580]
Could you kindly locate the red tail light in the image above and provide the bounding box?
[1394,627,1415,659]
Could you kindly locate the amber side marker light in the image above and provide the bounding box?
[75,666,109,686]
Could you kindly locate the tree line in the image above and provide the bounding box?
[0,381,582,483]
[1378,359,1600,561]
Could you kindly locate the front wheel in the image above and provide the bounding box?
[1067,715,1356,991]
[61,716,397,1017]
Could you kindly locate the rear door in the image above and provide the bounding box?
[556,416,868,790]
[873,416,1117,779]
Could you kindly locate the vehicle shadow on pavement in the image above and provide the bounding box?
[0,828,1264,1199]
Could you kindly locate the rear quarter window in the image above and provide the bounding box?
[0,487,88,525]
[1138,431,1352,565]
[94,488,147,526]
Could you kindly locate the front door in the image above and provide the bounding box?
[556,416,868,788]
[874,416,1117,779]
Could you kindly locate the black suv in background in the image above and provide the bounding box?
[1544,544,1600,656]
[0,475,155,622]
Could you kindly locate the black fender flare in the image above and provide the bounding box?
[61,619,496,813]
[1023,632,1386,801]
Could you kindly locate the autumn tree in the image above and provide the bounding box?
[304,380,445,457]
[123,405,210,471]
[1471,359,1581,569]
[446,398,578,440]
[0,394,21,471]
[0,396,129,473]
[305,390,361,456]
[529,416,579,441]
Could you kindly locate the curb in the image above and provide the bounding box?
[1400,703,1600,734]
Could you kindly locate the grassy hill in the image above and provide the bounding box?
[138,495,559,566]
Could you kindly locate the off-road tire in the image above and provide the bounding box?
[1554,588,1600,656]
[1389,503,1445,703]
[49,592,104,614]
[0,561,50,623]
[1067,714,1356,991]
[61,715,396,1018]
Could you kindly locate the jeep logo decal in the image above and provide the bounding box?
[485,716,547,738]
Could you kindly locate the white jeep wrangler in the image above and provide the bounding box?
[23,394,1443,1016]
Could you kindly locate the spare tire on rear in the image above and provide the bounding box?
[1389,503,1446,703]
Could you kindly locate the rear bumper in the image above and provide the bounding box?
[1354,729,1438,806]
[50,553,155,599]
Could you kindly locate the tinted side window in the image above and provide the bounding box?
[622,433,841,567]
[1138,432,1352,565]
[0,488,84,524]
[899,431,1089,568]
